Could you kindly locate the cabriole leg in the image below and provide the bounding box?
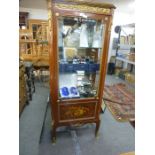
[95,119,100,138]
[51,122,56,144]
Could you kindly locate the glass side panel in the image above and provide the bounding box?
[57,16,105,99]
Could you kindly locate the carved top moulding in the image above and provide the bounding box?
[52,0,116,15]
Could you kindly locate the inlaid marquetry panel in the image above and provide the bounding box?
[59,102,97,120]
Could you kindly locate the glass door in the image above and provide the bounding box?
[57,16,105,99]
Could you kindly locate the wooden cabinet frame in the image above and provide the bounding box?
[49,0,115,143]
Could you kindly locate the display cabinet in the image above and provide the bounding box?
[28,19,48,41]
[48,0,115,142]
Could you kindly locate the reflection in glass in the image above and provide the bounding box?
[57,16,105,99]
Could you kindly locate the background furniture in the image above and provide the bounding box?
[19,62,28,115]
[114,24,135,67]
[28,19,49,68]
[28,19,48,41]
[48,0,115,142]
[19,61,36,116]
[24,62,35,100]
[19,29,37,61]
[114,24,135,83]
[19,20,50,74]
[19,12,29,28]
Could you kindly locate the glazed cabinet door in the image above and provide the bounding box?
[54,14,107,101]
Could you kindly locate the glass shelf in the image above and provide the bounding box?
[62,46,102,49]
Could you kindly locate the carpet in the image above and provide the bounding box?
[103,83,135,122]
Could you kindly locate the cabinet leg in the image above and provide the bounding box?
[95,120,100,138]
[52,123,56,144]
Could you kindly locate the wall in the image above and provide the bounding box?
[19,7,48,20]
[19,0,47,10]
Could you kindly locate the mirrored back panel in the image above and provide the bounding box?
[57,16,105,99]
